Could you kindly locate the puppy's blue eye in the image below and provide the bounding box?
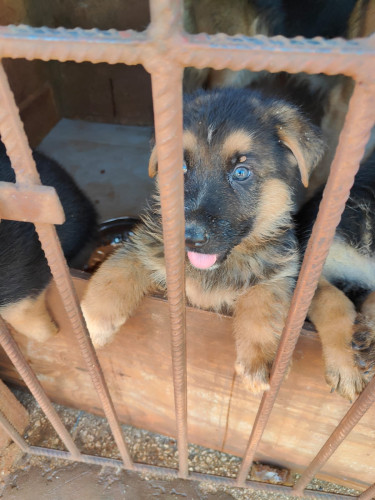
[232,165,251,181]
[183,162,187,174]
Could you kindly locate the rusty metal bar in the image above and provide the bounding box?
[0,56,133,471]
[0,408,30,453]
[0,64,40,186]
[178,33,375,81]
[17,446,355,499]
[0,316,81,458]
[34,223,134,470]
[293,377,375,493]
[236,82,375,486]
[0,26,374,81]
[0,181,65,224]
[358,482,375,500]
[148,0,188,480]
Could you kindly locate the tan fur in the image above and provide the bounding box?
[361,291,375,319]
[221,130,253,159]
[234,279,292,393]
[246,179,292,245]
[148,131,198,178]
[308,278,367,400]
[0,290,58,342]
[278,127,310,188]
[81,248,152,347]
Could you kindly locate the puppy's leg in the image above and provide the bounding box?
[352,291,375,378]
[233,279,291,394]
[0,289,58,342]
[81,246,152,348]
[308,278,367,400]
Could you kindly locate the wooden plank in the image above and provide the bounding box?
[0,274,374,490]
[0,379,28,451]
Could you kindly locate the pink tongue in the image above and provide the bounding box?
[187,251,217,269]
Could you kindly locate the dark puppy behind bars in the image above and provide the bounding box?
[0,142,97,341]
[82,88,324,393]
[297,150,375,400]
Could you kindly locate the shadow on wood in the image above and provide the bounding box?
[0,273,373,491]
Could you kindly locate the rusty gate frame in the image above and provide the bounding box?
[0,0,374,498]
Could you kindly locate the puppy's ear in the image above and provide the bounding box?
[148,147,158,178]
[275,106,325,188]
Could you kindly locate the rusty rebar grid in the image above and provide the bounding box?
[148,0,188,480]
[236,82,375,486]
[0,407,30,453]
[0,316,81,458]
[0,59,133,471]
[0,26,374,81]
[0,0,373,492]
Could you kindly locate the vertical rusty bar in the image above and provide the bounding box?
[34,223,134,470]
[0,316,81,458]
[148,0,188,479]
[236,82,375,486]
[0,64,40,185]
[150,66,187,478]
[293,374,375,495]
[0,408,30,453]
[0,54,133,470]
[358,482,375,500]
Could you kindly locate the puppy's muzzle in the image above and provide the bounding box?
[185,223,209,249]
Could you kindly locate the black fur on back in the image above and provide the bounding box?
[0,142,97,306]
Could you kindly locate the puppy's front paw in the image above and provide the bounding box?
[352,314,375,380]
[235,358,271,394]
[325,361,367,401]
[81,299,127,348]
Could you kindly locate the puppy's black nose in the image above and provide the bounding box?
[185,224,209,248]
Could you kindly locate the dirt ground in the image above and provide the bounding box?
[0,388,361,500]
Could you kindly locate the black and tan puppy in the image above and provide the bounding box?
[82,88,324,393]
[0,142,97,341]
[297,150,375,400]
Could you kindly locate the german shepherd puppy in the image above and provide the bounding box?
[0,142,97,341]
[297,150,375,400]
[82,88,324,393]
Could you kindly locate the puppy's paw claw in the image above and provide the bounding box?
[325,364,367,401]
[81,302,126,349]
[235,359,271,394]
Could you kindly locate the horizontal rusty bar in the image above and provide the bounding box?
[178,33,375,80]
[0,181,65,224]
[0,408,30,453]
[25,446,357,499]
[0,25,374,80]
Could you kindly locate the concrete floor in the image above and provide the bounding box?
[1,462,236,500]
[38,119,155,221]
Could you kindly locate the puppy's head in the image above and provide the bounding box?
[149,88,324,270]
